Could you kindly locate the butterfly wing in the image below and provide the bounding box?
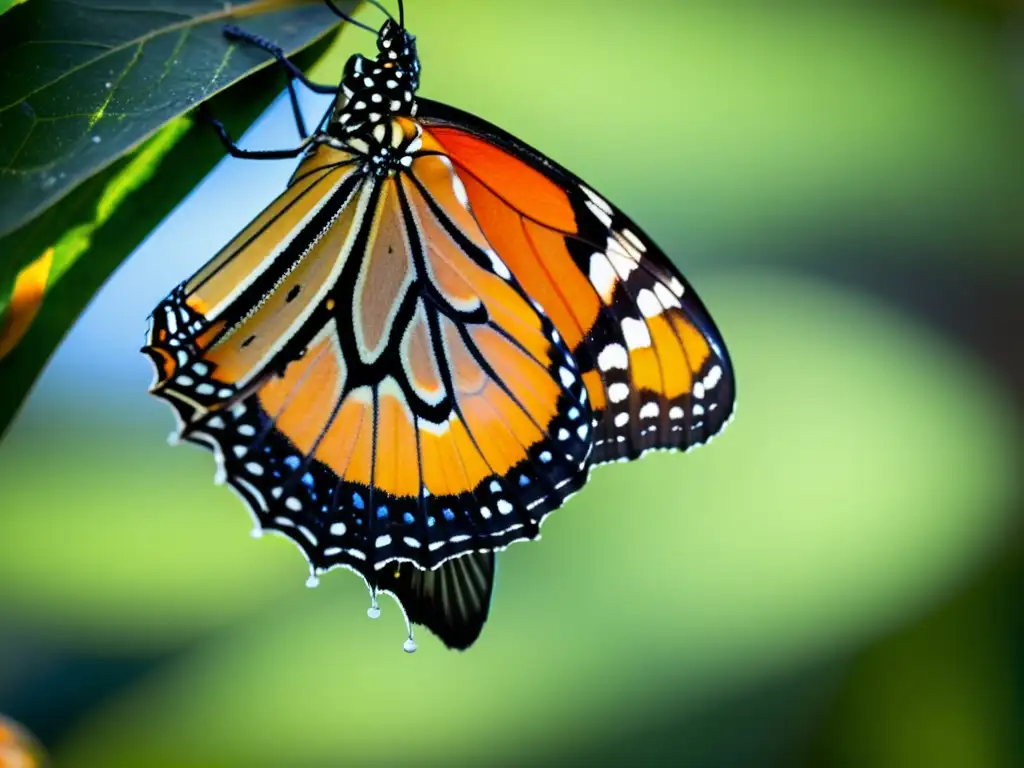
[144,133,587,646]
[417,100,736,463]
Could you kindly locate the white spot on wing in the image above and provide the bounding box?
[581,185,612,215]
[636,289,662,319]
[653,282,681,309]
[606,237,638,278]
[639,402,660,419]
[586,200,613,228]
[621,318,652,349]
[608,383,630,403]
[622,228,646,253]
[589,252,618,302]
[486,249,512,280]
[705,364,723,390]
[451,172,470,208]
[598,343,628,371]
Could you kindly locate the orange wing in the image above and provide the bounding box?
[419,101,735,463]
[145,106,734,649]
[144,131,593,596]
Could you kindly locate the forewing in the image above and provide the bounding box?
[418,100,736,464]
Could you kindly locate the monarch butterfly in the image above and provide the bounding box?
[143,0,735,652]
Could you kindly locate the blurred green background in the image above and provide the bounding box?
[1,0,1021,765]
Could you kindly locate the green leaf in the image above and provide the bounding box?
[0,0,341,244]
[0,1,354,437]
[0,0,29,19]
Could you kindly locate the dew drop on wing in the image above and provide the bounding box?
[367,592,381,619]
[403,636,417,654]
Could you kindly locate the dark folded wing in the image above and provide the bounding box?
[378,551,495,650]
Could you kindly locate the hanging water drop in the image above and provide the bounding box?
[367,593,380,619]
[403,636,417,653]
[306,572,320,588]
[250,527,263,539]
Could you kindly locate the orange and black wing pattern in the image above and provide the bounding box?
[144,12,734,652]
[418,100,736,463]
[144,129,593,630]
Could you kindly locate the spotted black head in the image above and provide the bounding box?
[329,17,420,139]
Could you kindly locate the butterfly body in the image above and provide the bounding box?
[144,6,734,651]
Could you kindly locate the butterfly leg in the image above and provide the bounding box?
[196,102,308,160]
[223,25,336,140]
[223,25,339,95]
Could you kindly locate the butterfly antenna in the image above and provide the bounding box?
[365,0,395,22]
[398,0,405,28]
[323,0,377,34]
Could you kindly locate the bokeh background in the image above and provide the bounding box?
[1,0,1021,765]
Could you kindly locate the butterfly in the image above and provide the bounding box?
[143,0,735,653]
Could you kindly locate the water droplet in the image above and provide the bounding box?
[214,467,227,485]
[306,574,320,588]
[367,605,380,619]
[166,431,181,446]
[250,527,263,539]
[403,637,417,653]
[91,135,101,144]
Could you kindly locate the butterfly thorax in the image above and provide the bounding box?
[327,18,421,172]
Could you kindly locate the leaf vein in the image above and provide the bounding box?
[87,40,144,130]
[157,27,191,86]
[4,119,38,170]
[0,0,322,113]
[208,44,236,89]
[18,39,114,49]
